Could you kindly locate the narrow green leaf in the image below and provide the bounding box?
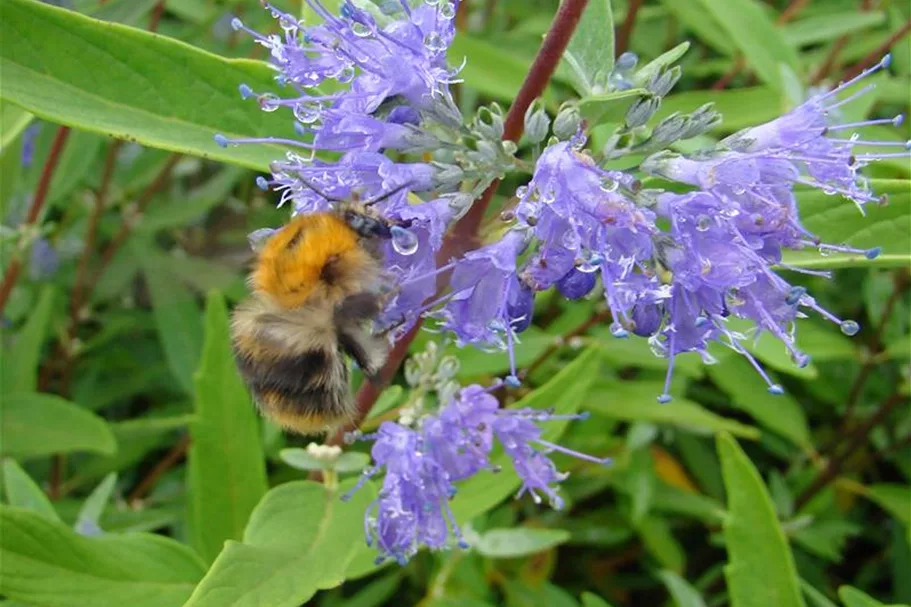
[187,291,268,564]
[838,586,888,607]
[633,42,691,88]
[450,35,556,106]
[0,393,117,459]
[184,480,376,607]
[782,180,911,270]
[0,0,294,170]
[0,101,33,154]
[475,528,571,558]
[694,0,800,91]
[1,459,60,522]
[89,0,162,25]
[0,507,206,607]
[144,258,204,394]
[24,128,104,207]
[800,579,839,607]
[717,433,806,607]
[587,382,760,439]
[581,592,615,607]
[657,0,736,56]
[856,484,911,527]
[707,356,811,448]
[657,86,782,132]
[1,286,54,395]
[657,569,708,607]
[562,0,614,96]
[75,473,117,535]
[635,515,685,572]
[782,12,887,47]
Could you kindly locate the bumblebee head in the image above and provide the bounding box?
[342,208,393,239]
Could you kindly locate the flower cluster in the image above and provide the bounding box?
[344,384,608,564]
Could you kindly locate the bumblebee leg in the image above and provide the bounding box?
[334,292,382,322]
[338,324,388,381]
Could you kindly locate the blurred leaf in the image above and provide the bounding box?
[562,0,614,96]
[587,381,760,439]
[0,0,295,171]
[144,257,204,394]
[628,447,656,524]
[75,473,118,536]
[365,385,405,421]
[1,393,116,459]
[580,593,615,607]
[783,180,911,269]
[89,0,162,25]
[1,286,54,395]
[0,101,33,154]
[800,579,839,607]
[475,528,570,558]
[0,507,205,607]
[707,355,811,448]
[657,569,707,607]
[1,459,60,522]
[721,319,818,379]
[717,433,806,607]
[338,572,402,607]
[450,35,554,106]
[657,0,735,56]
[635,515,685,572]
[694,0,800,91]
[593,332,704,377]
[280,448,369,474]
[139,166,245,233]
[651,482,725,524]
[793,519,862,562]
[24,128,103,207]
[853,483,911,527]
[838,586,888,607]
[184,480,376,607]
[782,12,886,47]
[657,86,781,132]
[187,291,268,563]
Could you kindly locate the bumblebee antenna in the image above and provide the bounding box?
[362,182,414,207]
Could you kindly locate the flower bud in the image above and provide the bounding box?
[524,99,550,144]
[648,66,681,97]
[625,96,660,128]
[475,104,505,140]
[556,269,597,300]
[553,104,582,140]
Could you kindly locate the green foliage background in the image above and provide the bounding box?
[0,0,909,606]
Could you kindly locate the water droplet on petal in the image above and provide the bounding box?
[657,393,672,404]
[768,384,784,395]
[439,1,456,18]
[695,215,712,232]
[391,225,419,255]
[258,93,281,112]
[351,22,372,37]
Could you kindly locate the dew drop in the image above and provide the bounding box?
[600,178,619,193]
[515,185,529,198]
[335,65,356,83]
[258,93,282,112]
[695,215,712,232]
[609,323,629,338]
[391,225,419,255]
[840,320,860,336]
[425,0,441,6]
[562,229,581,250]
[657,393,672,404]
[768,384,784,395]
[351,22,372,37]
[424,32,446,52]
[439,1,456,18]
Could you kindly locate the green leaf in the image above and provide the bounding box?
[25,128,104,207]
[782,180,911,270]
[800,579,839,607]
[633,42,691,89]
[657,0,735,56]
[450,35,554,107]
[89,0,162,25]
[75,473,117,535]
[365,385,405,421]
[717,433,806,607]
[280,448,369,474]
[562,0,614,96]
[1,286,54,395]
[581,593,615,607]
[0,393,116,459]
[0,507,205,607]
[187,291,268,564]
[657,87,782,132]
[587,381,760,439]
[628,447,656,524]
[693,0,800,91]
[856,484,910,527]
[0,100,33,154]
[1,459,60,522]
[706,355,811,448]
[143,257,204,394]
[781,12,887,47]
[450,347,604,520]
[475,528,571,558]
[0,0,295,171]
[722,318,818,380]
[635,515,685,572]
[578,89,649,126]
[184,480,376,607]
[838,587,888,607]
[656,569,708,607]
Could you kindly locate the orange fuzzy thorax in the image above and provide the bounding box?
[253,213,367,310]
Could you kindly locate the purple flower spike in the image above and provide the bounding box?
[345,384,607,563]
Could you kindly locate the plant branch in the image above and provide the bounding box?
[323,0,592,445]
[0,127,71,314]
[842,19,911,81]
[522,309,610,379]
[795,393,907,510]
[128,435,191,505]
[615,0,643,55]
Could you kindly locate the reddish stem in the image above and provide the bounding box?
[0,127,71,314]
[615,0,644,55]
[842,19,911,81]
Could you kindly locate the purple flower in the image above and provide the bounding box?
[344,384,609,564]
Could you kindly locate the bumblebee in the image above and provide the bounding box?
[231,191,404,435]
